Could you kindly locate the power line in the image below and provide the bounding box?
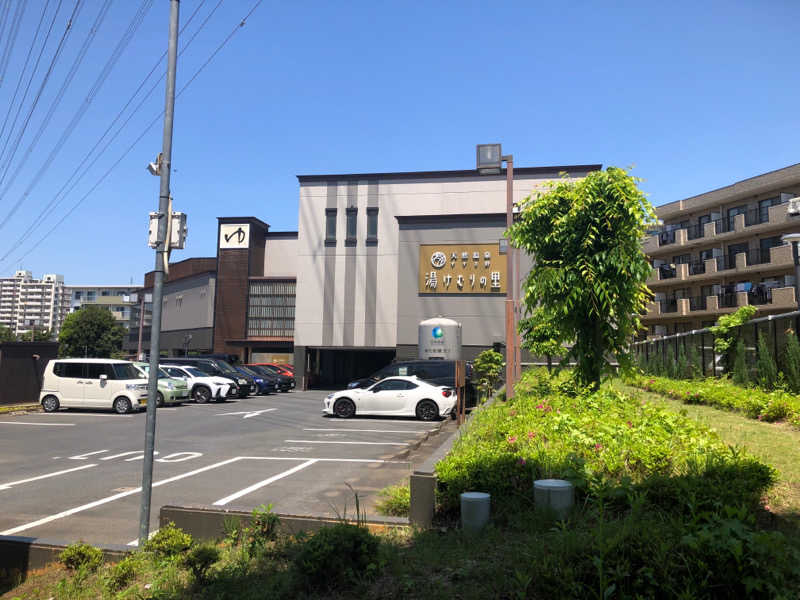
[0,0,102,206]
[0,0,81,187]
[11,0,265,267]
[0,0,27,89]
[0,0,64,168]
[0,0,154,232]
[0,0,54,145]
[0,0,215,257]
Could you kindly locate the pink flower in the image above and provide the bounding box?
[527,431,536,439]
[517,458,527,466]
[536,404,544,410]
[509,409,517,417]
[764,504,771,511]
[626,421,633,428]
[594,443,603,451]
[507,435,517,444]
[648,379,655,384]
[757,415,763,421]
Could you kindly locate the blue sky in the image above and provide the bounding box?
[0,0,797,284]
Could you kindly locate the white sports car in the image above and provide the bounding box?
[324,375,455,421]
[161,365,235,403]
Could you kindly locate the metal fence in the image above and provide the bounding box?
[632,310,800,378]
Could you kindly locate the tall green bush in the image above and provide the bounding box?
[783,331,800,393]
[732,339,749,386]
[756,333,778,390]
[676,344,689,379]
[685,342,702,378]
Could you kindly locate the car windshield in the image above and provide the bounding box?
[237,366,260,377]
[215,360,239,375]
[111,363,141,380]
[184,367,206,378]
[258,365,279,376]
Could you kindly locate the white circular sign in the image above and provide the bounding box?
[431,251,447,268]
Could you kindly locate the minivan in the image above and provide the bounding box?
[39,359,149,414]
[160,357,254,398]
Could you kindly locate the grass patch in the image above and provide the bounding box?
[375,482,410,517]
[616,380,800,528]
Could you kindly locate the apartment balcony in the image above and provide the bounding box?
[644,199,796,257]
[648,243,794,289]
[644,286,796,320]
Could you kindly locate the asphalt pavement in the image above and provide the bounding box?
[0,390,442,546]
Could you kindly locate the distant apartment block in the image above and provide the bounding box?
[0,271,70,337]
[643,163,800,338]
[66,285,137,328]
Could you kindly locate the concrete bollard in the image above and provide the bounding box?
[534,479,574,518]
[460,492,490,533]
[409,471,437,528]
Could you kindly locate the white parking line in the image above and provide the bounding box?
[304,428,430,434]
[0,457,242,536]
[0,421,74,426]
[127,528,159,547]
[69,450,108,460]
[285,439,409,446]
[0,456,406,536]
[0,464,97,490]
[41,413,132,418]
[213,459,318,506]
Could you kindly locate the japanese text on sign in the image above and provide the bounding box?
[418,243,507,294]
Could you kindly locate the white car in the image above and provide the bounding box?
[323,375,455,421]
[161,365,235,403]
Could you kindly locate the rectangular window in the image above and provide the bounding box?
[345,207,357,245]
[325,209,337,245]
[247,280,297,338]
[366,207,378,244]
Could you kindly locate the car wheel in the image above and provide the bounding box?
[193,386,211,404]
[156,392,164,407]
[41,395,59,413]
[416,400,439,421]
[333,398,356,418]
[113,397,132,415]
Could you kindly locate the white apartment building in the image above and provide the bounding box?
[65,285,136,328]
[0,271,70,338]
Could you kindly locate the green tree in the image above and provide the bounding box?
[58,306,126,358]
[472,349,504,399]
[17,327,52,342]
[755,332,778,390]
[507,167,655,388]
[732,338,749,386]
[0,324,14,343]
[782,330,800,393]
[709,305,757,372]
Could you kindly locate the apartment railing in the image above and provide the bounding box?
[748,288,771,305]
[718,293,738,308]
[658,265,676,280]
[688,260,706,275]
[716,255,735,271]
[745,247,772,266]
[688,296,707,311]
[660,298,678,313]
[685,222,705,240]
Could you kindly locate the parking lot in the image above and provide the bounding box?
[0,390,442,546]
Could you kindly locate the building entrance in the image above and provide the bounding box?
[305,348,395,389]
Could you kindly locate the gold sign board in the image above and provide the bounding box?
[418,243,507,294]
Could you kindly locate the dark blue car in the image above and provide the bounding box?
[235,365,277,395]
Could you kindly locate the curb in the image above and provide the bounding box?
[0,404,41,415]
[387,419,446,461]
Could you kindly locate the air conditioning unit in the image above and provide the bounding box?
[788,197,800,216]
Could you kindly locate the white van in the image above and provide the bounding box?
[39,359,149,414]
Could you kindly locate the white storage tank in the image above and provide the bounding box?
[418,316,462,360]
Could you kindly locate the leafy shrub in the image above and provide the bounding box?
[244,503,280,554]
[375,483,410,517]
[292,523,381,591]
[473,349,504,399]
[59,541,103,572]
[143,523,193,558]
[104,554,138,591]
[627,373,800,427]
[435,369,776,517]
[182,543,220,584]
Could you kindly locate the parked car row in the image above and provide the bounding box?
[38,357,295,414]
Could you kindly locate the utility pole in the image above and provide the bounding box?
[139,0,180,547]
